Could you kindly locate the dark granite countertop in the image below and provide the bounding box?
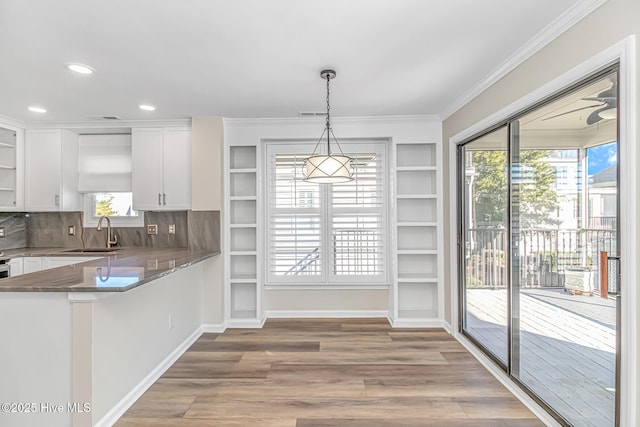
[0,247,220,292]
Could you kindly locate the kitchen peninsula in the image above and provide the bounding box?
[0,247,221,427]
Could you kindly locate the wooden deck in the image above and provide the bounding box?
[466,288,616,427]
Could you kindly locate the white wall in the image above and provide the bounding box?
[92,262,204,423]
[0,293,73,427]
[225,116,441,315]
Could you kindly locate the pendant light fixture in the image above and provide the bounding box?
[303,69,354,183]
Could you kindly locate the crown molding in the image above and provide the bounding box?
[0,116,192,130]
[23,118,192,130]
[0,114,26,129]
[440,0,609,120]
[223,114,440,127]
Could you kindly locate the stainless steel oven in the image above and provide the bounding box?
[0,259,10,278]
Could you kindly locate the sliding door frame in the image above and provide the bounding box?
[449,36,636,426]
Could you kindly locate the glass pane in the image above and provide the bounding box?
[94,192,138,217]
[462,126,509,365]
[270,215,321,276]
[513,71,617,426]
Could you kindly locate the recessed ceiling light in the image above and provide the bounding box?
[139,104,156,111]
[28,106,47,113]
[67,63,95,74]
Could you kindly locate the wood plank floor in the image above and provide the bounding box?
[114,318,544,427]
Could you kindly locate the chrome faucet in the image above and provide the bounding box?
[96,216,118,248]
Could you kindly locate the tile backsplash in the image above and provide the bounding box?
[0,210,219,251]
[0,213,27,250]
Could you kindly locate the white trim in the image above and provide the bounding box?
[224,115,438,127]
[0,114,26,129]
[201,323,227,333]
[440,0,608,119]
[94,326,203,427]
[265,284,390,291]
[225,316,267,329]
[24,118,191,130]
[616,35,637,427]
[265,310,389,319]
[442,320,453,335]
[454,332,562,427]
[448,36,637,426]
[391,318,445,328]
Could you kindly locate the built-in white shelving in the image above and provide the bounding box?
[225,144,262,325]
[392,142,441,325]
[0,126,18,209]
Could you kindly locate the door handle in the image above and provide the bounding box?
[163,193,166,206]
[158,193,162,206]
[54,194,60,207]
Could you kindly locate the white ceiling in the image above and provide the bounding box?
[0,0,588,124]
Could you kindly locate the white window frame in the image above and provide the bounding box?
[82,192,144,228]
[264,139,390,289]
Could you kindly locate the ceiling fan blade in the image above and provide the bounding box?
[586,107,606,125]
[583,96,616,102]
[541,104,603,121]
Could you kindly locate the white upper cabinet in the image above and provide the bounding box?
[0,125,22,210]
[132,127,191,211]
[25,129,81,211]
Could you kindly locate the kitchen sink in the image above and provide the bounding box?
[63,248,120,253]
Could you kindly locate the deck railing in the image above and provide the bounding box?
[466,228,617,288]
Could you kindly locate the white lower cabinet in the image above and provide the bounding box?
[8,258,23,276]
[9,256,102,277]
[22,257,43,275]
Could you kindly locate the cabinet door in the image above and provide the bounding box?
[25,130,62,210]
[43,256,101,269]
[22,257,42,274]
[8,258,23,276]
[132,128,164,210]
[162,128,191,210]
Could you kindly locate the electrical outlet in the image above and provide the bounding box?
[168,224,176,234]
[147,224,158,235]
[168,314,174,330]
[68,225,76,236]
[0,227,5,238]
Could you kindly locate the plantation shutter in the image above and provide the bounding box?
[330,151,385,277]
[268,151,322,282]
[266,141,387,285]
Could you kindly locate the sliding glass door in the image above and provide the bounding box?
[460,69,619,426]
[460,126,509,365]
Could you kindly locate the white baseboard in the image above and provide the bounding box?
[390,318,445,328]
[94,326,203,427]
[442,320,453,334]
[265,310,389,319]
[225,317,266,328]
[454,332,561,427]
[202,322,227,333]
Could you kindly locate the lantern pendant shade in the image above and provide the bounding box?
[304,154,353,183]
[303,69,354,184]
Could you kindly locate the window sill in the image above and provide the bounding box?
[264,283,389,291]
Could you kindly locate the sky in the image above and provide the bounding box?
[587,142,617,176]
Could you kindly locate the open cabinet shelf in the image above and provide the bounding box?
[225,143,262,326]
[393,142,440,323]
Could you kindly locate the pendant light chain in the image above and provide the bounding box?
[326,74,331,154]
[302,68,354,183]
